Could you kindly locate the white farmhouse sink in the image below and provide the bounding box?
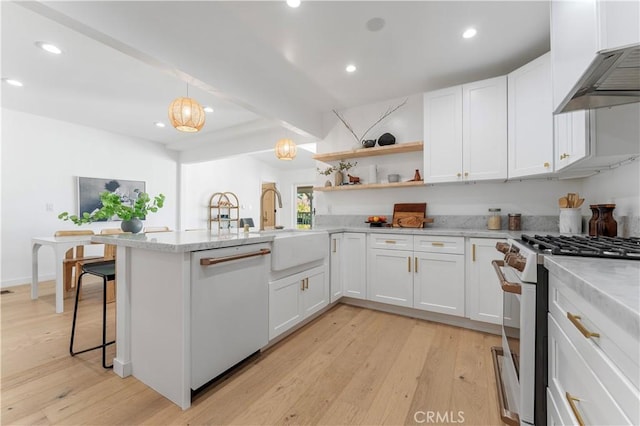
[268,230,329,272]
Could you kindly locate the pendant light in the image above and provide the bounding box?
[168,83,205,132]
[275,138,297,160]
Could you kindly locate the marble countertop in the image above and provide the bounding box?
[92,230,275,253]
[544,255,640,338]
[314,226,543,239]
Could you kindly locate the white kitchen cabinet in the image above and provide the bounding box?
[550,0,640,112]
[465,238,520,325]
[342,233,366,300]
[554,110,591,171]
[424,76,507,183]
[269,264,328,340]
[547,268,639,425]
[330,233,343,302]
[462,76,508,181]
[413,251,465,317]
[508,52,554,178]
[424,86,463,182]
[368,248,414,308]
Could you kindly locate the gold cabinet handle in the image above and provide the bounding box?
[567,312,600,339]
[408,256,411,273]
[560,153,570,160]
[472,243,476,262]
[301,279,305,291]
[544,162,550,168]
[457,172,462,177]
[385,240,396,244]
[431,242,444,247]
[332,239,337,253]
[414,257,418,273]
[464,172,469,177]
[566,392,586,426]
[305,278,309,290]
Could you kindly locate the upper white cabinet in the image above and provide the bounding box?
[424,76,507,183]
[554,110,592,171]
[550,0,640,112]
[508,52,554,178]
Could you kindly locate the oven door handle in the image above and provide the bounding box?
[492,260,522,295]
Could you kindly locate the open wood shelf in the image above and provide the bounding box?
[313,180,424,192]
[313,141,423,162]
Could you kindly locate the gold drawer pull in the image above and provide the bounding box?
[567,312,600,339]
[415,257,418,273]
[385,240,396,244]
[566,392,586,426]
[431,242,444,247]
[408,256,411,272]
[472,243,476,262]
[332,239,337,253]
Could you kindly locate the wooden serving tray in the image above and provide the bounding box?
[392,203,433,228]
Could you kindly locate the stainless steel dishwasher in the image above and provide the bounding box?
[190,243,270,390]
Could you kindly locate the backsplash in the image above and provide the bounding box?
[315,214,639,236]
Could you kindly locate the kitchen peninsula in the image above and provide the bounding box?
[92,230,274,409]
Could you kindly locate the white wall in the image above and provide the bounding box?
[315,93,587,217]
[1,109,178,287]
[181,156,314,231]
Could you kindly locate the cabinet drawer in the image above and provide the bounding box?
[548,314,633,425]
[368,233,413,251]
[550,273,640,393]
[414,235,464,254]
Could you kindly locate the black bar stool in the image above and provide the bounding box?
[69,260,116,369]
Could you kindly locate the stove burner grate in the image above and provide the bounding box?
[520,235,640,260]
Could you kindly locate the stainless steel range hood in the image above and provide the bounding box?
[555,43,640,114]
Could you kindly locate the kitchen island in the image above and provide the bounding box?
[92,230,274,410]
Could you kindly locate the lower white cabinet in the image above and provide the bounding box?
[548,269,639,425]
[330,233,343,302]
[466,238,506,325]
[342,233,366,299]
[269,265,328,340]
[413,251,465,316]
[368,248,414,307]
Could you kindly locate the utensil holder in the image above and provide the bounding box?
[559,208,582,234]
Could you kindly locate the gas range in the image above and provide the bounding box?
[520,234,640,260]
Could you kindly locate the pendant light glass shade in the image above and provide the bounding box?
[168,97,205,132]
[275,138,297,160]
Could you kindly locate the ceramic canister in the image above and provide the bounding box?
[559,208,582,234]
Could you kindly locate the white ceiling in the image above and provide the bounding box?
[1,1,550,166]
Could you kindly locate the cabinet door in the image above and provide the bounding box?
[330,234,343,302]
[368,249,414,307]
[424,86,463,183]
[342,233,366,300]
[413,252,465,317]
[554,110,591,171]
[466,238,505,325]
[269,275,303,340]
[508,53,554,178]
[462,76,508,181]
[302,268,329,318]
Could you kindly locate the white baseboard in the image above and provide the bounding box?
[1,274,54,288]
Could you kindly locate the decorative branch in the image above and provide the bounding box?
[332,98,408,144]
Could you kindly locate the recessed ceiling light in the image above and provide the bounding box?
[286,0,301,8]
[366,17,385,32]
[462,28,477,39]
[203,106,214,113]
[346,64,357,73]
[154,122,166,128]
[35,41,62,54]
[3,78,24,87]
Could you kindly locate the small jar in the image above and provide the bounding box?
[508,213,521,231]
[488,208,502,230]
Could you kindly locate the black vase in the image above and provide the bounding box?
[377,133,396,146]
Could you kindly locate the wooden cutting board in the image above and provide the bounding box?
[392,203,433,228]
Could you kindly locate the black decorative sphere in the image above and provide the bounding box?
[377,133,396,146]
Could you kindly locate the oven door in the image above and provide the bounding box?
[491,260,536,426]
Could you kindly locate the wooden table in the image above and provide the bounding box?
[31,235,94,313]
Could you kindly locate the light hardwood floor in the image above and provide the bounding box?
[2,281,506,425]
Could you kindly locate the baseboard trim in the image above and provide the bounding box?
[1,275,53,288]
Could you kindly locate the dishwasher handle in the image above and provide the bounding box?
[200,248,271,266]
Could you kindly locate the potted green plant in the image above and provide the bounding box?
[58,191,166,234]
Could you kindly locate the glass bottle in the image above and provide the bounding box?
[488,208,502,230]
[588,205,599,236]
[508,213,521,231]
[596,204,617,237]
